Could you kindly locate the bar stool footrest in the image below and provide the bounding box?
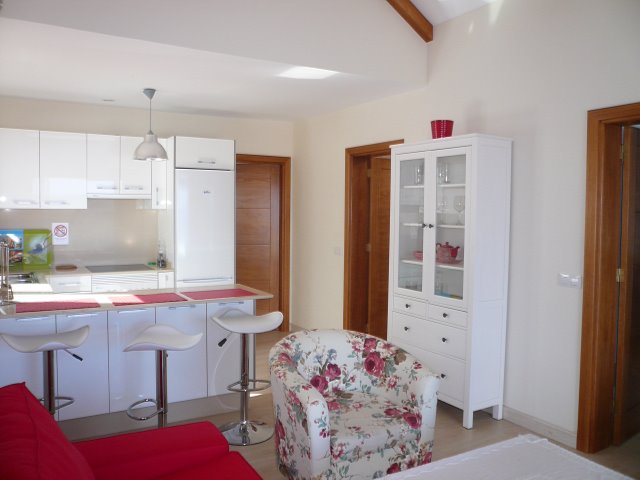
[40,395,75,412]
[227,378,271,393]
[126,398,164,421]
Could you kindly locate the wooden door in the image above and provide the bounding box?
[368,157,391,338]
[236,163,281,316]
[614,126,640,444]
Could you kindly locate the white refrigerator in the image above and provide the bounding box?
[174,168,235,288]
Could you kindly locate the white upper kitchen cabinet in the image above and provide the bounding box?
[56,311,109,420]
[388,134,511,429]
[0,128,40,209]
[156,303,207,402]
[86,134,120,196]
[40,131,87,209]
[172,136,235,170]
[120,136,152,197]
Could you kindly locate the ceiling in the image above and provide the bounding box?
[0,0,496,120]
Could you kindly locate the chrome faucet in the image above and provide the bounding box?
[0,241,14,305]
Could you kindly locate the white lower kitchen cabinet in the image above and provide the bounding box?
[206,301,251,396]
[156,303,207,403]
[56,311,109,420]
[107,307,156,413]
[0,315,56,399]
[388,134,511,429]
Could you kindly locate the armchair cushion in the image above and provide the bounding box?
[270,329,440,479]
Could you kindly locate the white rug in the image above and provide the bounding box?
[386,434,631,479]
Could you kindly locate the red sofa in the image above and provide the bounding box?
[0,383,262,480]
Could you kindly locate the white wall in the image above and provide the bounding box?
[0,96,294,265]
[290,0,640,439]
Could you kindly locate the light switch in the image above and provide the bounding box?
[558,273,582,288]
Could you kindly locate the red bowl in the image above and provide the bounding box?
[413,250,423,261]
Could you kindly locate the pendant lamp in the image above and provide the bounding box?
[134,88,168,161]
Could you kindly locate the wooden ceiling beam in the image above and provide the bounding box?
[387,0,433,43]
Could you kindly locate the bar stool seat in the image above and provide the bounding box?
[0,325,90,414]
[124,324,202,428]
[124,324,202,353]
[211,310,283,446]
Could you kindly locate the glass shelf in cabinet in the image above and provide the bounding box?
[435,261,464,271]
[437,183,465,189]
[401,259,423,266]
[402,184,425,189]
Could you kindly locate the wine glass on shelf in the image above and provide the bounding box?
[453,195,465,225]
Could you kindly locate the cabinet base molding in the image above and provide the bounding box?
[502,405,577,448]
[59,393,239,441]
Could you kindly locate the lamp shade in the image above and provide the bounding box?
[134,131,168,161]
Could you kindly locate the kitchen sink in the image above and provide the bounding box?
[7,272,39,284]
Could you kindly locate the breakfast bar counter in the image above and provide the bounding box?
[0,284,273,437]
[0,283,272,317]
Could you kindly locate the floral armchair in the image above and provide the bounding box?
[269,329,440,479]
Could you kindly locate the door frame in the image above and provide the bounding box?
[343,140,402,331]
[578,101,640,452]
[236,153,291,332]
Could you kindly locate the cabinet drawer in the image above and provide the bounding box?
[423,321,466,360]
[421,350,465,403]
[429,304,467,328]
[174,137,235,170]
[393,296,427,317]
[393,313,466,360]
[47,275,92,293]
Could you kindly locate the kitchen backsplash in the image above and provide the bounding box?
[0,199,158,266]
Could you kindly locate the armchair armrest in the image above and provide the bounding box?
[271,361,331,479]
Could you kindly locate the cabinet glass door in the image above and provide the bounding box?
[395,154,426,294]
[427,147,470,305]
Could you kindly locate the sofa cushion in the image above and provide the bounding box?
[74,422,230,480]
[155,451,262,479]
[0,382,95,480]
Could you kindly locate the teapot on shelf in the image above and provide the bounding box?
[436,242,460,263]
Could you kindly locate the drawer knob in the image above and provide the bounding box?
[441,337,448,343]
[405,304,411,309]
[441,373,447,379]
[403,326,410,331]
[442,313,449,318]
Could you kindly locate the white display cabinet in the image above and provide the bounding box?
[388,134,511,429]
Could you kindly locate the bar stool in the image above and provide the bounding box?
[211,309,283,446]
[0,325,90,414]
[124,324,202,428]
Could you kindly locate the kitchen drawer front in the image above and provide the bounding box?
[91,272,158,293]
[48,275,92,293]
[393,296,427,317]
[429,304,467,328]
[421,350,465,403]
[174,137,235,170]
